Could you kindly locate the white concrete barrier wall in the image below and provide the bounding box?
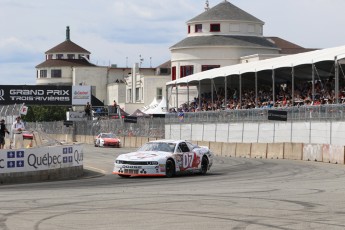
[236,143,251,158]
[291,122,310,143]
[303,144,323,162]
[267,143,284,159]
[331,122,345,146]
[165,124,171,140]
[203,124,216,142]
[221,142,236,157]
[284,143,303,160]
[274,122,292,143]
[191,124,204,141]
[209,142,222,156]
[228,123,244,142]
[257,123,274,143]
[323,145,344,164]
[243,123,259,143]
[181,124,192,140]
[170,124,181,140]
[311,122,330,145]
[215,124,229,143]
[251,143,267,159]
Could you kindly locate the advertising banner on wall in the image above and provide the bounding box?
[71,86,91,105]
[0,144,83,174]
[0,85,91,106]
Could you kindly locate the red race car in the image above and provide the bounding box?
[94,133,121,148]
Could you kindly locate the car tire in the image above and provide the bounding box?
[165,159,175,178]
[200,156,209,175]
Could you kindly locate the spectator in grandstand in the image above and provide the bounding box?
[0,119,10,149]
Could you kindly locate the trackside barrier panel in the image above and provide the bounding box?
[181,124,192,141]
[191,124,204,141]
[322,145,345,164]
[124,137,131,148]
[119,136,125,147]
[303,144,323,162]
[209,142,222,156]
[203,124,216,142]
[221,142,236,157]
[138,137,147,147]
[148,137,158,142]
[243,123,259,143]
[251,143,267,159]
[267,143,284,159]
[215,124,229,143]
[129,136,137,148]
[197,141,210,149]
[284,143,303,160]
[0,144,83,183]
[236,143,251,158]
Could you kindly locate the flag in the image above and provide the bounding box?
[20,106,29,115]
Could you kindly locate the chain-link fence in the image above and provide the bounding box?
[165,104,345,124]
[27,117,166,138]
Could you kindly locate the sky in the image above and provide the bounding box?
[1,0,345,85]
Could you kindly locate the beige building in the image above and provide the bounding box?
[35,27,170,113]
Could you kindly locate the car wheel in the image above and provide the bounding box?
[200,156,209,175]
[165,159,175,178]
[118,174,130,178]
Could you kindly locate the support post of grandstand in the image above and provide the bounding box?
[255,71,258,108]
[335,57,339,104]
[312,62,315,101]
[187,80,189,109]
[239,74,242,106]
[176,84,178,110]
[272,68,275,105]
[291,65,295,105]
[224,75,227,108]
[211,79,214,110]
[166,86,169,112]
[198,81,201,110]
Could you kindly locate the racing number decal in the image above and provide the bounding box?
[182,152,194,169]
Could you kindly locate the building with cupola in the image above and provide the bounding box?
[34,1,314,113]
[35,27,171,112]
[168,0,314,107]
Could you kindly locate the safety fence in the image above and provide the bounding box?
[27,117,166,139]
[165,104,345,124]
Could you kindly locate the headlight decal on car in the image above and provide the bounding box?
[159,164,165,172]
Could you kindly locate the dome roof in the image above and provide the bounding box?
[170,35,277,50]
[45,40,90,54]
[188,1,263,24]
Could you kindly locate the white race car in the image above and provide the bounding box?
[113,140,213,178]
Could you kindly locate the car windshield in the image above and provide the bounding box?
[101,133,115,138]
[138,142,176,153]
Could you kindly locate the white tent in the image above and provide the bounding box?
[144,97,168,114]
[166,45,345,86]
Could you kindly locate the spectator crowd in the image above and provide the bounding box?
[170,78,345,113]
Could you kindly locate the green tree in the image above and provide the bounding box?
[23,106,69,122]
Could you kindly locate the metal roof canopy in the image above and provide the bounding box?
[167,45,345,87]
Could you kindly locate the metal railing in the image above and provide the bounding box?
[165,105,345,124]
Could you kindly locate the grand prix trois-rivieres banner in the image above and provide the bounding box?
[0,85,91,106]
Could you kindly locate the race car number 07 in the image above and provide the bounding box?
[182,153,194,169]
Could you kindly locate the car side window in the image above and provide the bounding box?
[186,142,195,150]
[179,142,190,152]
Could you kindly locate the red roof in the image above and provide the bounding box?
[45,40,90,54]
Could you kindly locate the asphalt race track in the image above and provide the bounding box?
[1,145,345,230]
